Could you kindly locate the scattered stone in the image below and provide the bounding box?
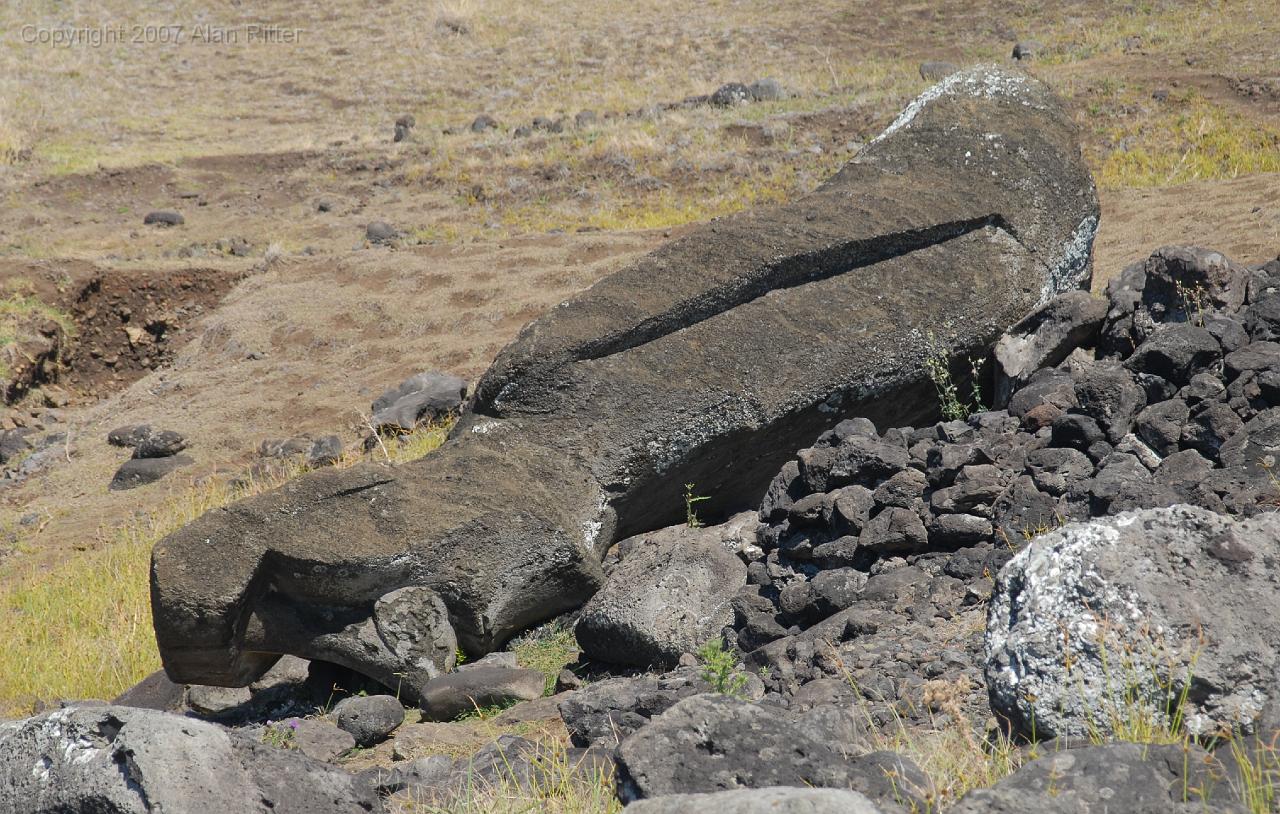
[418,667,545,721]
[747,78,786,101]
[143,210,184,227]
[370,371,468,431]
[574,110,598,129]
[306,435,343,468]
[107,424,152,448]
[559,668,711,749]
[993,290,1107,406]
[132,429,187,458]
[710,82,752,107]
[365,221,398,244]
[292,718,356,763]
[576,519,747,669]
[470,114,498,133]
[1012,40,1043,60]
[109,454,193,491]
[333,694,406,747]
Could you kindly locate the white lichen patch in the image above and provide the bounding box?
[871,66,1040,146]
[1040,214,1099,304]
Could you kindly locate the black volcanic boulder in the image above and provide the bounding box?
[150,64,1099,695]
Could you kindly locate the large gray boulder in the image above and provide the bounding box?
[951,742,1243,814]
[575,518,749,668]
[0,705,380,813]
[626,787,893,814]
[614,694,929,809]
[151,64,1098,694]
[986,505,1280,740]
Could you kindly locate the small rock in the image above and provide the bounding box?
[333,694,406,747]
[306,435,343,468]
[574,110,598,129]
[109,455,193,491]
[292,718,356,763]
[132,430,187,459]
[143,210,184,227]
[107,424,153,448]
[366,221,398,244]
[710,82,752,107]
[418,667,546,721]
[470,114,498,133]
[1012,40,1043,60]
[747,78,785,101]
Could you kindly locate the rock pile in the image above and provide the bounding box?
[107,425,192,490]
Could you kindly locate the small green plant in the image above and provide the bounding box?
[261,718,300,749]
[684,482,710,528]
[1174,279,1209,327]
[697,638,748,698]
[923,334,985,421]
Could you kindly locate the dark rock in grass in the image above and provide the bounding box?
[919,60,960,81]
[365,221,398,244]
[109,454,192,490]
[574,110,598,129]
[576,519,746,669]
[132,429,187,458]
[747,78,786,101]
[106,424,153,448]
[951,742,1243,814]
[418,667,545,721]
[469,114,498,132]
[150,65,1099,692]
[1012,40,1043,60]
[143,210,184,227]
[993,290,1106,406]
[614,694,929,809]
[0,705,381,813]
[370,371,467,431]
[710,82,752,107]
[626,787,892,814]
[333,694,405,746]
[0,429,31,464]
[306,435,343,468]
[987,506,1280,741]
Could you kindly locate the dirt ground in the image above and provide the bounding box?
[0,0,1278,575]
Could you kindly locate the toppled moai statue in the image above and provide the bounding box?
[151,65,1099,699]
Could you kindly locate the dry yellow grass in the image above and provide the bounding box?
[0,421,451,716]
